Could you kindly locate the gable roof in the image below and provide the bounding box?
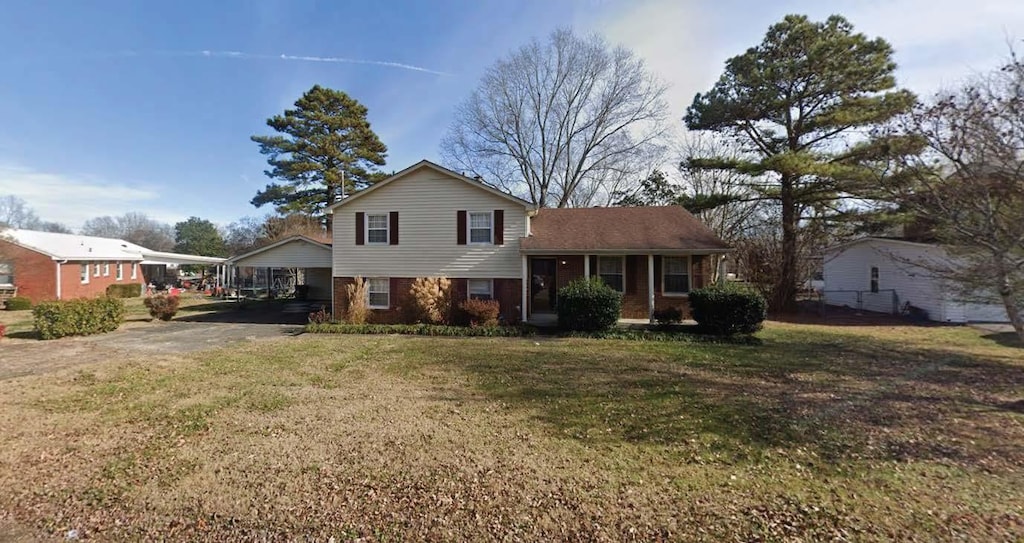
[823,236,940,255]
[520,206,731,254]
[1,228,226,264]
[326,159,534,211]
[227,235,332,264]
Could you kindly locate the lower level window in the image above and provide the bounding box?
[0,262,13,285]
[468,279,493,300]
[81,264,90,284]
[367,278,389,309]
[598,256,624,293]
[663,256,691,294]
[93,263,101,277]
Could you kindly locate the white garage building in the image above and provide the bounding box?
[823,237,1009,323]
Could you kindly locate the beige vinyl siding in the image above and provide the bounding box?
[232,240,332,268]
[332,168,527,278]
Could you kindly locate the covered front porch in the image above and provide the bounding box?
[520,252,726,323]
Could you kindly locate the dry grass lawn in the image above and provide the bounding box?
[0,323,1022,541]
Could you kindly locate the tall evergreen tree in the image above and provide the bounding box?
[251,85,388,230]
[684,14,917,312]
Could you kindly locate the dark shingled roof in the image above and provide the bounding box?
[520,206,730,253]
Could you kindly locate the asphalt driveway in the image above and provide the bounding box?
[0,321,304,380]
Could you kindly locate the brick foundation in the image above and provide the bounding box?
[333,276,523,324]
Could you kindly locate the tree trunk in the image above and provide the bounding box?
[773,175,799,313]
[995,261,1024,343]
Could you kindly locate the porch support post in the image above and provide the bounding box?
[520,255,528,323]
[584,254,590,278]
[647,254,655,323]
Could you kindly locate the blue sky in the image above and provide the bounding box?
[0,0,1020,230]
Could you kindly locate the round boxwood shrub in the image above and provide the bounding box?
[557,277,622,332]
[4,296,32,311]
[688,283,767,336]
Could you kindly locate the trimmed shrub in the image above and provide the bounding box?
[32,297,126,340]
[144,294,180,321]
[345,277,370,324]
[4,296,31,311]
[410,277,452,324]
[557,277,621,332]
[308,305,330,324]
[458,298,500,326]
[652,306,683,326]
[306,322,531,337]
[105,283,143,298]
[688,283,767,336]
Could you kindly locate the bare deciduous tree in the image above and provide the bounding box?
[881,52,1024,341]
[82,212,175,251]
[441,28,668,208]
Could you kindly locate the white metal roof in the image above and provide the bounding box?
[1,228,226,264]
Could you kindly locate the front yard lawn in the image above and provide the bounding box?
[0,323,1021,540]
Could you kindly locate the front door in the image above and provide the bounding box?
[530,258,557,313]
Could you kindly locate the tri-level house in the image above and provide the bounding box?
[328,160,731,323]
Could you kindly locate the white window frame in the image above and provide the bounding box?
[116,262,123,281]
[93,263,101,277]
[131,262,138,280]
[366,277,390,309]
[468,279,493,300]
[597,256,625,294]
[0,261,13,286]
[81,263,90,284]
[662,256,692,296]
[365,213,389,245]
[468,211,493,245]
[103,262,110,277]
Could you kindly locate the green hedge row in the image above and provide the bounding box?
[32,297,126,340]
[688,283,767,336]
[105,283,143,298]
[4,296,32,310]
[306,323,533,337]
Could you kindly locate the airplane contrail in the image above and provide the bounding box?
[117,48,452,74]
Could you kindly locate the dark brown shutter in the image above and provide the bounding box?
[389,277,400,310]
[389,212,399,245]
[653,256,662,293]
[493,210,504,245]
[625,256,638,295]
[691,255,705,290]
[457,210,467,245]
[355,212,365,245]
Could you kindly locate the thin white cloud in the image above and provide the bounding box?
[0,164,186,229]
[124,49,451,76]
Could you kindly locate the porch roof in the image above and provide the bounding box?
[520,206,730,254]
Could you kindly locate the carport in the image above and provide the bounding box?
[225,236,332,303]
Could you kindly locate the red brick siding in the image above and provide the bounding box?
[333,276,523,324]
[531,254,716,319]
[0,239,143,303]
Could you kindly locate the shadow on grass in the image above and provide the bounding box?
[980,331,1024,349]
[428,331,1024,465]
[175,299,315,325]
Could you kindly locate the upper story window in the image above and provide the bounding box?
[870,266,879,293]
[663,256,691,295]
[598,256,625,293]
[81,263,90,284]
[469,212,492,244]
[366,214,389,244]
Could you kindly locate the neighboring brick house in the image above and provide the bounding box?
[0,229,226,304]
[329,160,731,323]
